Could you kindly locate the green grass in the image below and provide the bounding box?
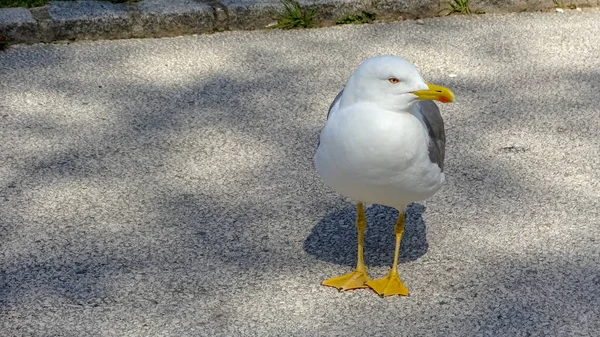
[552,0,576,9]
[439,0,484,15]
[447,0,471,14]
[0,0,140,8]
[273,0,316,29]
[336,11,376,25]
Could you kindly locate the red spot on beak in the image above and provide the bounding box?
[439,96,450,103]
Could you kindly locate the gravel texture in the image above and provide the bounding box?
[1,9,599,337]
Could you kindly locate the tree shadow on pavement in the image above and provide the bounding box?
[304,203,428,267]
[1,17,599,336]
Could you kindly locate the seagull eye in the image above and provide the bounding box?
[388,77,400,84]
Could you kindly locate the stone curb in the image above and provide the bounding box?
[1,0,598,44]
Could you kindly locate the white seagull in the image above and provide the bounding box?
[314,55,455,297]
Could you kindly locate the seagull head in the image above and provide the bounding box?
[340,55,455,111]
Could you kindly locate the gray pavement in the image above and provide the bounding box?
[1,9,600,337]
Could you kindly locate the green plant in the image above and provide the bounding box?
[438,0,484,15]
[336,11,376,25]
[273,0,317,29]
[448,0,471,14]
[552,0,576,8]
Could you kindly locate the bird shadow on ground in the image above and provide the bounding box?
[304,203,428,267]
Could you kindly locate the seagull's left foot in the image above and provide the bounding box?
[366,211,409,297]
[366,270,409,297]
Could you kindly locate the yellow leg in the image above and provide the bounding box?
[366,212,409,297]
[322,202,371,291]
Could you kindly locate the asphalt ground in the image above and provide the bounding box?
[1,9,599,337]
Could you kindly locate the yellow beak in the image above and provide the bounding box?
[411,83,455,103]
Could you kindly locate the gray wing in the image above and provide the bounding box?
[327,89,344,119]
[414,100,446,171]
[317,89,344,148]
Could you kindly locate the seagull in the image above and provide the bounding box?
[314,55,454,297]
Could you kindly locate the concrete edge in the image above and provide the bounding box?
[0,0,599,45]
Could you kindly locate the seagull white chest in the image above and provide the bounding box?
[314,102,444,208]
